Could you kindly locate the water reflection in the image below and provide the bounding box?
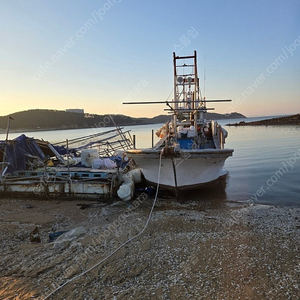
[154,176,229,210]
[1,121,299,206]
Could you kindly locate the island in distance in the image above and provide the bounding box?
[0,109,245,132]
[227,113,300,126]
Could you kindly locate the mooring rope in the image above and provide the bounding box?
[42,148,164,300]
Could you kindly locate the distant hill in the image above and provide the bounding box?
[0,109,246,132]
[227,113,300,126]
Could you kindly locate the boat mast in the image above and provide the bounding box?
[172,52,177,138]
[173,51,199,132]
[123,51,231,139]
[193,50,198,127]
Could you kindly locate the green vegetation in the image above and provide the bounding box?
[227,114,300,126]
[0,109,246,131]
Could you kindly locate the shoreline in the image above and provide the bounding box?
[2,114,299,135]
[227,113,300,126]
[0,124,151,135]
[0,126,90,135]
[0,110,246,135]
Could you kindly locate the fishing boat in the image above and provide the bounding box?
[124,51,234,192]
[0,126,135,199]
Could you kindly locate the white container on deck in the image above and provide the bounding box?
[81,149,99,167]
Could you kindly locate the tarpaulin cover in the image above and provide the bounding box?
[52,145,68,155]
[1,134,47,174]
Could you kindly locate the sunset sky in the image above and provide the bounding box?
[1,0,299,118]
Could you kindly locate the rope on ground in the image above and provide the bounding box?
[42,148,164,300]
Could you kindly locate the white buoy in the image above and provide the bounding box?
[117,168,142,201]
[127,168,142,183]
[117,181,134,201]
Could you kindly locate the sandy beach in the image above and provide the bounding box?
[0,196,299,300]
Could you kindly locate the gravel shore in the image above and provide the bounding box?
[0,196,299,300]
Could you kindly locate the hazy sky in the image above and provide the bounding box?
[1,0,299,118]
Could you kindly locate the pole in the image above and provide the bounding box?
[133,135,136,149]
[5,117,12,142]
[66,139,70,176]
[171,158,179,201]
[1,116,13,178]
[151,130,154,148]
[66,139,72,196]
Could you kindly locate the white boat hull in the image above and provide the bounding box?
[127,148,233,189]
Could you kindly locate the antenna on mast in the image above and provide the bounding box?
[203,54,206,98]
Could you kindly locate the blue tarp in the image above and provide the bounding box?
[1,134,47,174]
[0,134,128,174]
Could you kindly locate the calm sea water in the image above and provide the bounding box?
[1,116,299,206]
[218,121,300,207]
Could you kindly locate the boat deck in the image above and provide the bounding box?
[12,168,118,179]
[0,168,121,199]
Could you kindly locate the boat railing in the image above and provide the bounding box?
[54,127,134,157]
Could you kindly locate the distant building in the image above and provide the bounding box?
[84,113,95,118]
[66,109,84,114]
